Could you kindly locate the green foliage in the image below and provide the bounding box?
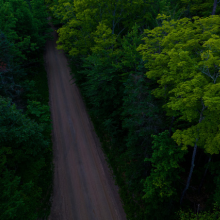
[0,51,52,218]
[30,0,53,46]
[0,169,39,220]
[74,18,122,139]
[137,15,220,155]
[46,0,220,219]
[0,2,52,215]
[22,55,53,220]
[0,96,50,219]
[47,0,160,57]
[0,0,52,101]
[141,130,186,218]
[23,80,42,100]
[26,99,52,137]
[120,74,166,219]
[111,24,164,219]
[0,0,52,63]
[178,202,220,219]
[157,0,186,21]
[0,0,33,62]
[0,30,22,99]
[26,100,50,123]
[179,0,220,18]
[79,54,122,140]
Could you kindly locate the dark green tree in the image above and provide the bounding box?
[0,96,50,219]
[142,130,186,219]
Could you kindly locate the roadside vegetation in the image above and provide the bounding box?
[0,0,53,219]
[2,0,220,219]
[46,0,220,219]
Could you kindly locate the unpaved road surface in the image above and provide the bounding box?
[44,20,127,220]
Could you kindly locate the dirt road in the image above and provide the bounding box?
[44,20,127,220]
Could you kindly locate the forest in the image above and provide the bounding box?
[0,0,53,219]
[1,0,220,219]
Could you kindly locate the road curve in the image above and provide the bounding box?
[44,19,127,220]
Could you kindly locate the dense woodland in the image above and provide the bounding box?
[46,0,220,219]
[0,0,53,219]
[1,0,220,219]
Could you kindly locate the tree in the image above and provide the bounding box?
[48,0,160,57]
[137,14,220,205]
[141,130,186,219]
[0,0,51,64]
[178,202,220,219]
[113,23,166,219]
[77,22,122,139]
[0,95,50,219]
